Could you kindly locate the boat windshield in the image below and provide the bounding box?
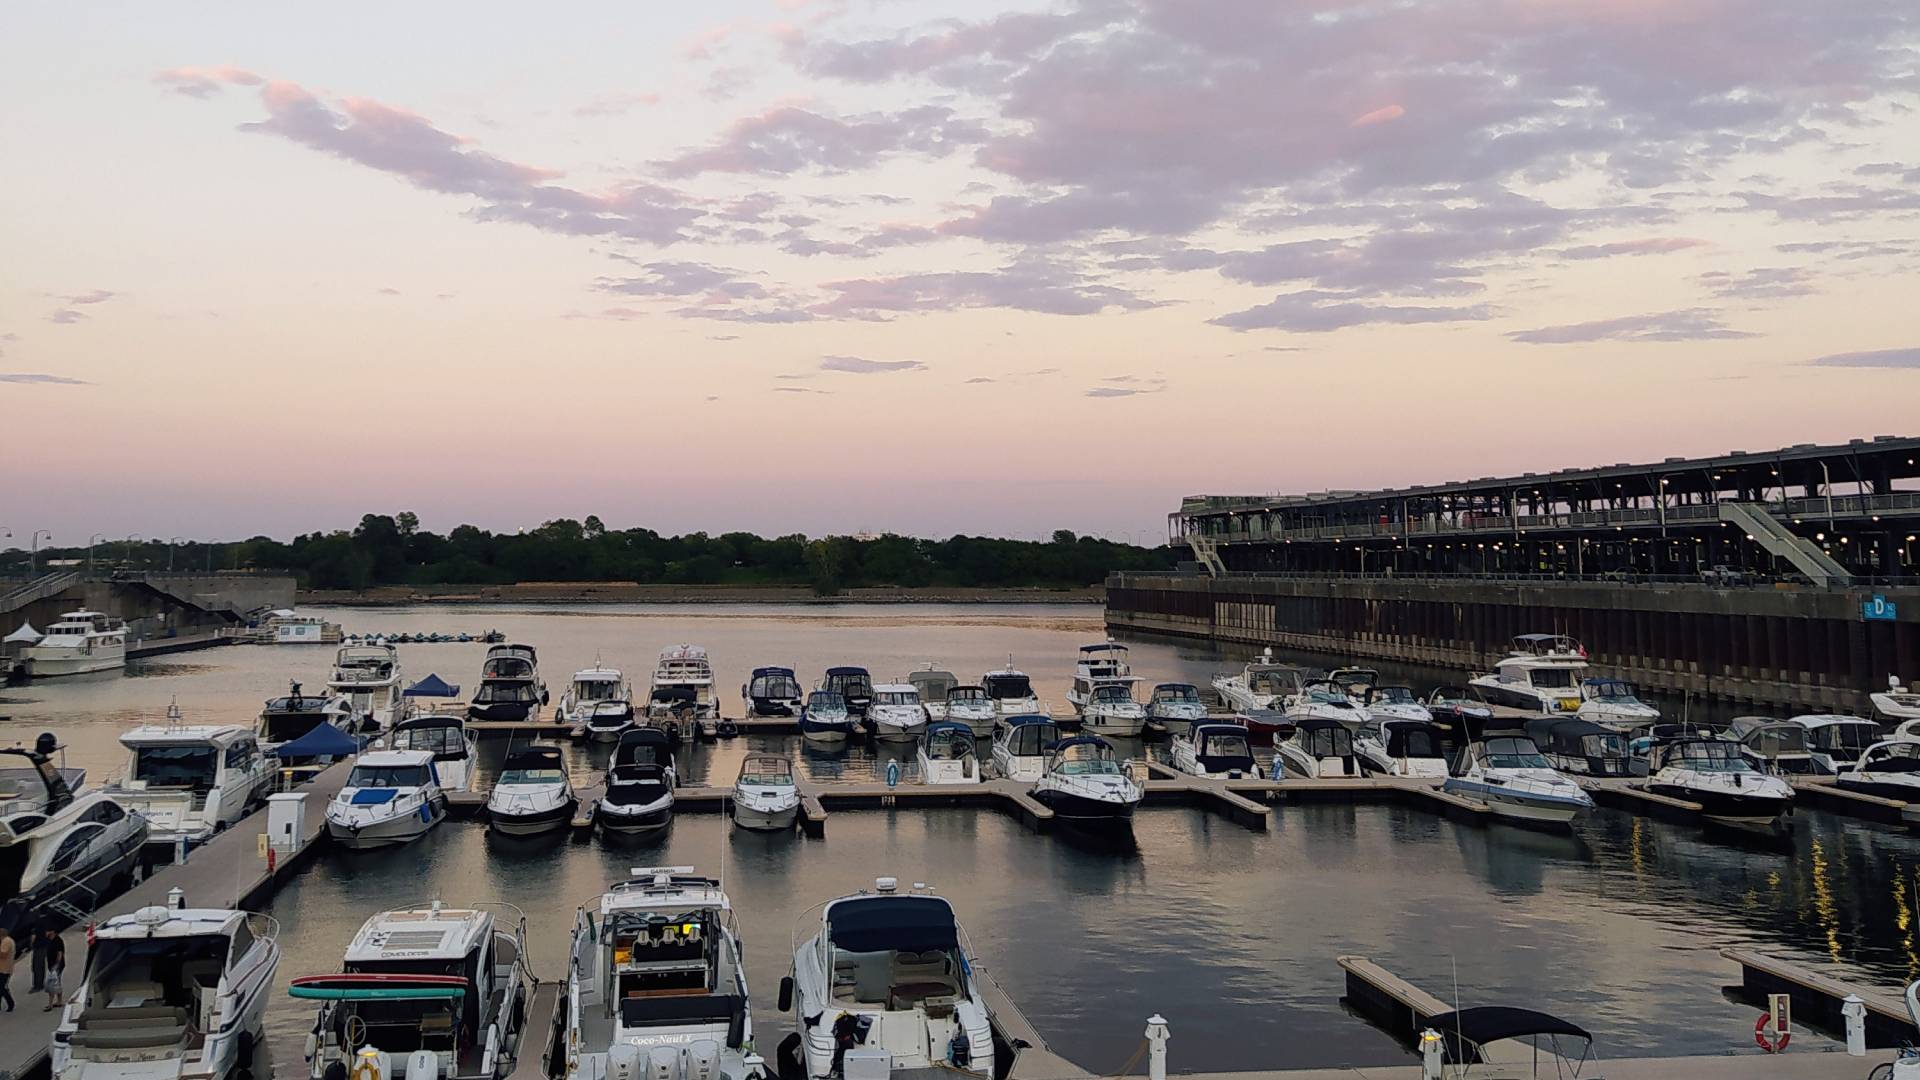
[1528,669,1575,689]
[1371,687,1415,705]
[1201,733,1251,758]
[807,692,847,713]
[1004,723,1059,756]
[739,758,793,786]
[1053,744,1121,776]
[752,674,802,698]
[827,672,873,696]
[483,657,534,680]
[1669,741,1753,772]
[1807,722,1879,752]
[875,690,920,707]
[1091,685,1133,704]
[1585,680,1639,701]
[1866,742,1920,772]
[1483,737,1551,770]
[1307,689,1350,705]
[1746,727,1808,755]
[1154,685,1200,704]
[984,674,1032,699]
[573,679,620,701]
[474,681,536,704]
[131,745,218,787]
[927,732,975,758]
[1247,670,1292,695]
[499,766,566,785]
[348,763,432,787]
[86,933,232,998]
[1299,726,1352,758]
[393,725,465,757]
[947,686,988,704]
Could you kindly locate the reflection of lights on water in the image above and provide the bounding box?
[1894,874,1916,980]
[1810,838,1841,961]
[1629,817,1646,883]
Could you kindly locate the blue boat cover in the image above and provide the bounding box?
[926,721,973,738]
[404,674,461,698]
[1004,714,1054,727]
[271,724,361,758]
[824,666,869,676]
[752,666,796,678]
[828,895,958,954]
[350,788,398,805]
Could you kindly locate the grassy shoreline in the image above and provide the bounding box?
[299,582,1105,606]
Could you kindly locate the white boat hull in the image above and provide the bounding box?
[733,801,799,830]
[488,799,575,836]
[327,800,444,849]
[26,649,126,677]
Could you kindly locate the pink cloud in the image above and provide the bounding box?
[1349,104,1405,128]
[154,66,262,98]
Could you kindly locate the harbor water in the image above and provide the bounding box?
[4,603,1919,1071]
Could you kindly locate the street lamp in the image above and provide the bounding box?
[123,534,144,569]
[88,532,107,573]
[30,530,53,576]
[167,537,185,572]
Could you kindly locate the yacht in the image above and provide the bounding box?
[1170,722,1256,779]
[0,746,147,926]
[745,666,805,717]
[1838,739,1920,801]
[1728,717,1831,776]
[823,666,876,717]
[1468,634,1589,715]
[258,680,361,746]
[1425,686,1496,736]
[324,749,447,850]
[783,878,994,1080]
[52,903,279,1080]
[1211,649,1301,712]
[937,684,996,737]
[26,610,127,677]
[1066,640,1141,716]
[1872,677,1920,725]
[1284,681,1372,729]
[1644,736,1795,828]
[980,660,1042,721]
[1144,683,1208,737]
[1443,735,1594,825]
[991,715,1061,783]
[867,683,929,743]
[555,664,631,726]
[470,645,547,723]
[732,753,800,831]
[563,868,765,1080]
[270,612,337,645]
[599,729,676,834]
[0,733,88,813]
[908,667,960,722]
[1523,718,1633,777]
[583,699,638,743]
[649,645,718,727]
[327,643,407,730]
[1030,736,1142,826]
[1354,718,1449,779]
[1273,717,1363,779]
[1788,714,1883,772]
[294,901,536,1080]
[1080,682,1147,737]
[798,690,857,744]
[1327,667,1380,702]
[486,746,575,836]
[1576,678,1659,729]
[108,710,272,848]
[917,722,982,785]
[1361,686,1432,724]
[386,713,480,793]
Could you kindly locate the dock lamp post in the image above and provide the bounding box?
[87,532,107,573]
[123,534,143,570]
[30,530,52,576]
[167,537,184,572]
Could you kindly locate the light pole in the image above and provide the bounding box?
[88,532,107,573]
[123,534,143,570]
[30,530,53,576]
[1819,461,1835,531]
[0,527,11,574]
[167,537,185,572]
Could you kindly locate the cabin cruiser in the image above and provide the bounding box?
[1873,677,1920,725]
[1788,714,1883,772]
[1327,667,1380,702]
[1144,683,1208,737]
[732,753,800,831]
[0,746,147,926]
[783,878,994,1080]
[53,903,280,1080]
[1574,678,1659,729]
[867,684,929,743]
[936,685,996,738]
[1273,717,1362,779]
[1285,681,1371,729]
[1425,686,1495,735]
[1362,686,1433,724]
[1171,722,1256,779]
[1031,736,1142,825]
[980,661,1042,720]
[486,746,575,835]
[1838,740,1920,801]
[1066,640,1142,717]
[386,713,480,793]
[648,646,717,727]
[328,643,407,729]
[25,609,127,677]
[600,728,676,833]
[1443,736,1594,826]
[270,612,336,645]
[0,734,88,814]
[1422,1006,1599,1079]
[470,645,547,723]
[1211,649,1301,712]
[823,666,876,717]
[991,715,1061,783]
[1728,717,1832,776]
[1523,718,1633,778]
[1469,635,1589,715]
[258,680,360,746]
[325,750,447,849]
[108,710,272,848]
[1080,681,1148,738]
[583,700,638,743]
[798,690,857,743]
[909,668,960,721]
[1644,736,1795,828]
[916,722,982,785]
[1354,718,1448,779]
[745,666,804,717]
[555,665,630,726]
[565,868,765,1080]
[294,901,535,1080]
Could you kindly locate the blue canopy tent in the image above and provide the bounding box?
[404,673,461,698]
[270,723,361,759]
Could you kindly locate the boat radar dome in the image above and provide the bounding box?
[35,732,58,756]
[875,876,898,894]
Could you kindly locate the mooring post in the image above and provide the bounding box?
[1419,1028,1444,1080]
[1842,994,1867,1056]
[1144,1014,1169,1080]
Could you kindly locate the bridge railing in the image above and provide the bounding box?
[0,570,82,613]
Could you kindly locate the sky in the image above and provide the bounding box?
[2,0,1918,547]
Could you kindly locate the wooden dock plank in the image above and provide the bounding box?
[971,962,1090,1080]
[1722,947,1916,1047]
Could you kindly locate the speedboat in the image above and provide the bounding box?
[1327,666,1380,702]
[867,684,928,743]
[980,660,1041,721]
[1425,686,1495,736]
[1421,1005,1601,1079]
[1284,681,1371,729]
[486,746,576,836]
[0,746,147,927]
[1874,677,1920,725]
[937,685,996,738]
[583,699,638,743]
[324,749,446,850]
[295,901,536,1080]
[1273,717,1362,779]
[1444,735,1594,826]
[258,680,360,746]
[823,666,876,717]
[1468,634,1588,716]
[25,609,127,677]
[732,753,800,831]
[564,868,766,1080]
[1171,722,1256,779]
[917,722,982,785]
[328,643,407,730]
[1211,649,1301,712]
[386,712,481,793]
[108,708,272,849]
[599,728,676,834]
[1030,736,1142,826]
[1361,686,1432,723]
[555,664,630,726]
[469,644,547,723]
[908,667,960,722]
[1354,718,1448,779]
[798,690,858,744]
[745,666,805,717]
[0,733,88,812]
[1576,678,1659,729]
[1728,716,1832,776]
[1237,708,1295,745]
[1645,736,1795,827]
[1066,640,1142,718]
[1081,682,1147,738]
[1788,714,1883,772]
[649,645,717,728]
[1523,718,1634,778]
[991,715,1061,782]
[1144,683,1207,737]
[782,878,994,1080]
[1838,739,1920,801]
[53,904,279,1080]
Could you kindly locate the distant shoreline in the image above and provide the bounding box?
[299,583,1105,606]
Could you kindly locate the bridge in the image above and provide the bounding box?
[0,570,296,647]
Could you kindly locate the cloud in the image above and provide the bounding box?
[1349,105,1405,128]
[1697,266,1818,301]
[657,105,986,177]
[59,289,116,305]
[965,377,996,384]
[1508,308,1755,344]
[574,91,661,117]
[1803,347,1920,369]
[595,261,768,300]
[818,355,926,374]
[154,66,261,98]
[377,286,402,296]
[1558,238,1710,259]
[48,309,86,324]
[0,372,88,384]
[812,260,1157,319]
[1212,291,1494,332]
[709,334,740,341]
[773,385,830,394]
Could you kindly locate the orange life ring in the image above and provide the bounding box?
[1754,1013,1790,1053]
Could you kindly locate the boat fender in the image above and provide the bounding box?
[1754,1013,1790,1053]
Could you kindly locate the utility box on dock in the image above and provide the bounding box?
[267,793,307,858]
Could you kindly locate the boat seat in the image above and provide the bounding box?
[71,1006,193,1051]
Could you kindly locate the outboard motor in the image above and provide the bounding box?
[406,1050,440,1080]
[607,1044,644,1080]
[684,1039,721,1080]
[646,1044,681,1080]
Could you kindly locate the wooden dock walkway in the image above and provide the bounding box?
[974,962,1091,1080]
[1723,947,1919,1048]
[1336,954,1455,1042]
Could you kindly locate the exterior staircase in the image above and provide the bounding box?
[1185,535,1227,577]
[1717,502,1852,586]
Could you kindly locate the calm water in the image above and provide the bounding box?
[5,604,1919,1070]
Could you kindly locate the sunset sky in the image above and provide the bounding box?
[3,0,1917,545]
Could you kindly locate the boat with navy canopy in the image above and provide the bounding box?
[979,659,1041,723]
[1170,722,1256,779]
[324,749,447,850]
[1644,736,1795,828]
[582,699,638,743]
[1273,717,1362,779]
[1421,1006,1600,1078]
[1523,718,1633,778]
[384,713,480,793]
[598,728,677,834]
[1444,735,1593,826]
[798,690,857,744]
[1728,717,1831,776]
[1143,683,1207,737]
[744,666,804,717]
[916,722,982,785]
[822,666,875,718]
[555,664,630,727]
[1354,717,1448,779]
[1030,736,1141,825]
[1469,635,1589,716]
[470,645,547,723]
[485,746,575,836]
[1574,677,1658,729]
[991,716,1060,783]
[258,680,360,746]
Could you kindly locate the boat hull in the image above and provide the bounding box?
[1032,787,1137,825]
[1444,780,1586,825]
[1647,784,1793,824]
[732,801,799,831]
[488,798,575,836]
[872,723,925,744]
[585,723,633,743]
[1837,777,1920,802]
[598,796,674,833]
[327,800,444,849]
[25,649,126,677]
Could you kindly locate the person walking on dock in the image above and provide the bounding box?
[40,927,65,1012]
[27,916,50,993]
[0,919,16,1011]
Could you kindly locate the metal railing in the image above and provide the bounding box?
[0,570,81,612]
[1117,568,1920,591]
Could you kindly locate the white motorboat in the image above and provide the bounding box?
[0,733,88,813]
[1066,640,1141,715]
[1523,718,1633,778]
[1284,681,1371,729]
[908,667,960,722]
[1080,682,1147,737]
[1728,717,1833,776]
[937,684,997,738]
[582,699,638,743]
[1354,718,1449,779]
[386,712,480,793]
[0,745,147,923]
[745,666,805,717]
[1788,714,1884,772]
[486,746,576,836]
[1576,678,1659,729]
[1327,666,1380,702]
[599,729,676,834]
[1361,686,1432,724]
[1873,676,1920,725]
[917,722,982,785]
[732,753,800,831]
[555,664,631,726]
[1030,736,1142,826]
[469,644,547,723]
[328,643,408,730]
[1645,736,1795,827]
[1468,634,1589,716]
[648,645,718,726]
[1839,739,1920,800]
[53,903,279,1080]
[269,612,337,645]
[258,680,362,748]
[1211,649,1301,712]
[295,901,536,1080]
[798,690,857,743]
[1143,683,1207,736]
[1425,686,1496,736]
[1273,717,1363,779]
[991,715,1061,783]
[26,609,126,677]
[325,749,446,850]
[867,683,928,743]
[1443,735,1594,825]
[782,878,994,1080]
[565,868,766,1080]
[108,708,272,848]
[1170,722,1256,779]
[823,666,875,717]
[980,660,1041,720]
